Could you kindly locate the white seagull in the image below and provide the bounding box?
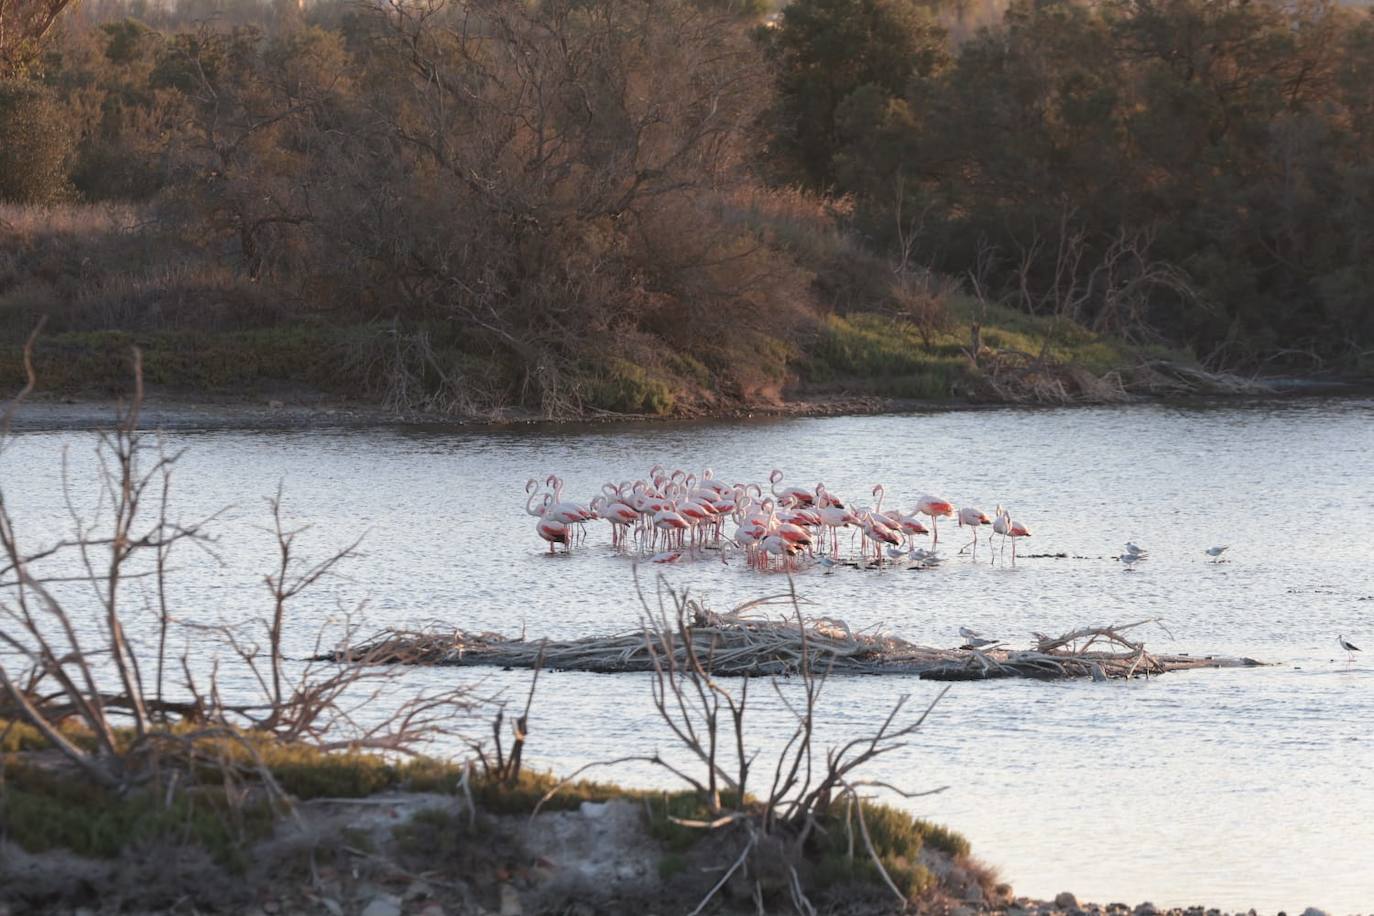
[1120,553,1143,571]
[1124,542,1148,557]
[1206,545,1229,562]
[1338,635,1361,660]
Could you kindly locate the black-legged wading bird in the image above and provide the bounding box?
[1338,635,1361,660]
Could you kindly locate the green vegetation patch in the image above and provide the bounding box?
[578,357,678,415]
[0,760,274,869]
[799,312,973,398]
[810,799,969,899]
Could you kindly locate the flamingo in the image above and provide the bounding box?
[915,494,956,548]
[759,534,802,571]
[652,507,691,551]
[518,466,1043,572]
[536,517,570,553]
[541,475,593,526]
[957,506,992,554]
[859,512,901,563]
[769,469,814,507]
[992,504,1011,562]
[592,495,639,550]
[1003,511,1031,563]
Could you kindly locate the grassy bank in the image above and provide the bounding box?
[0,305,1206,417]
[0,201,1219,419]
[0,718,998,914]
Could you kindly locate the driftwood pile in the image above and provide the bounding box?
[322,604,1262,681]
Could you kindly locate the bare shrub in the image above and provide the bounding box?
[0,334,475,790]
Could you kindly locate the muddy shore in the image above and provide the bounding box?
[6,379,1371,433]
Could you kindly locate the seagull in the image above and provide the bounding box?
[958,626,983,640]
[1338,635,1361,660]
[1124,542,1148,557]
[1120,553,1143,571]
[885,545,909,562]
[816,555,837,575]
[962,636,1000,650]
[910,548,944,568]
[1206,545,1229,562]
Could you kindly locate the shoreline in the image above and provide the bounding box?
[6,380,1372,433]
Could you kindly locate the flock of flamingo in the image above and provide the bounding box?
[524,467,1032,570]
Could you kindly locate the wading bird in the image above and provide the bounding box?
[1338,635,1361,660]
[523,465,1046,574]
[958,506,992,554]
[915,494,956,548]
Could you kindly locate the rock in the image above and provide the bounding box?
[1300,909,1328,916]
[360,895,403,916]
[951,907,977,916]
[1056,892,1080,910]
[579,801,608,818]
[317,899,344,916]
[404,881,434,901]
[418,905,446,916]
[499,884,523,916]
[1135,904,1158,916]
[268,399,285,409]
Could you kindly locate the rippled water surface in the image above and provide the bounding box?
[5,401,1373,912]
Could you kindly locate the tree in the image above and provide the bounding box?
[0,0,79,76]
[0,79,74,203]
[765,0,947,188]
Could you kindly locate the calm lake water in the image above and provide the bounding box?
[4,401,1373,912]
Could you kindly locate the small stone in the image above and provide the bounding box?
[360,895,403,916]
[499,884,523,916]
[1135,905,1158,916]
[404,881,434,902]
[317,899,344,916]
[951,907,976,916]
[579,801,608,818]
[418,905,446,916]
[1300,909,1328,916]
[263,903,280,915]
[1056,893,1080,910]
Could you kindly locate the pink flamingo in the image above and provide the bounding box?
[769,469,815,507]
[536,517,570,553]
[915,494,956,549]
[957,506,993,554]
